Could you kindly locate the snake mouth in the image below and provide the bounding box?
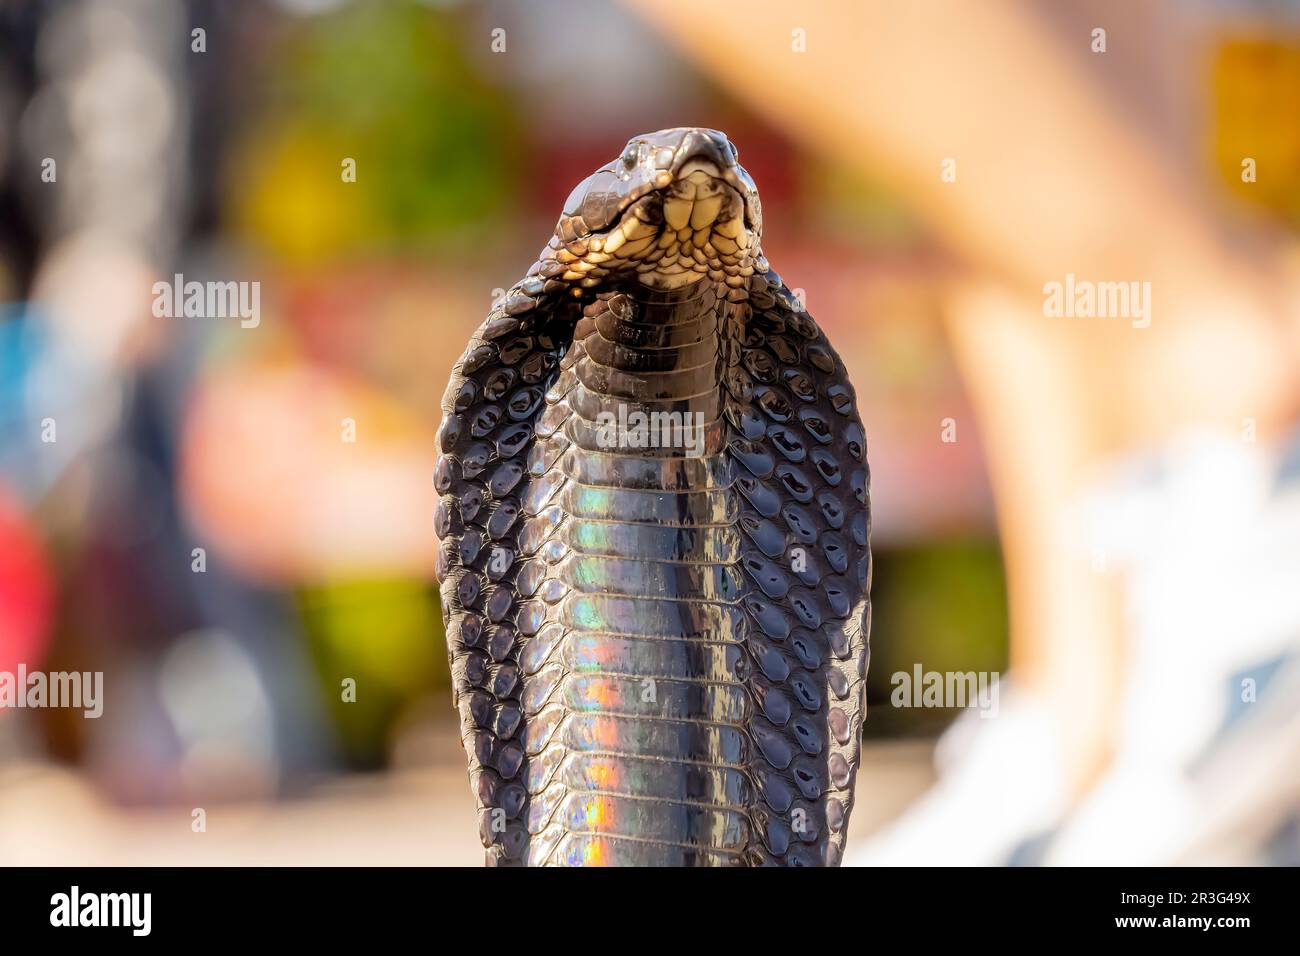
[599,159,752,241]
[668,158,758,233]
[661,170,741,234]
[590,174,754,290]
[547,129,763,293]
[677,157,722,179]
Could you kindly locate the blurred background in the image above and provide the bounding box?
[0,0,1297,865]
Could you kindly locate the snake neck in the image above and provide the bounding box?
[515,278,750,865]
[563,280,736,461]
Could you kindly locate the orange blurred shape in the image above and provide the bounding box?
[1213,34,1300,223]
[179,359,438,584]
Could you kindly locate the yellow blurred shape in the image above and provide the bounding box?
[229,127,380,263]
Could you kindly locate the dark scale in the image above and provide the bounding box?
[435,128,870,866]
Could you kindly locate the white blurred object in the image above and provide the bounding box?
[847,428,1300,866]
[158,629,280,799]
[1047,430,1300,864]
[843,685,1067,866]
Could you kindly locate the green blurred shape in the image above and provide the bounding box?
[297,577,448,768]
[233,0,522,259]
[864,538,1009,738]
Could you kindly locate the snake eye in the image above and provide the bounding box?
[728,141,739,162]
[621,143,638,169]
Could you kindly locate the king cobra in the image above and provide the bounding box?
[435,128,871,866]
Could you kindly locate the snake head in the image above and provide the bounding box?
[544,127,764,293]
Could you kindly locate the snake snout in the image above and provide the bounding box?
[672,129,731,178]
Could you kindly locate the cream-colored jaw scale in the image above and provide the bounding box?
[545,128,764,294]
